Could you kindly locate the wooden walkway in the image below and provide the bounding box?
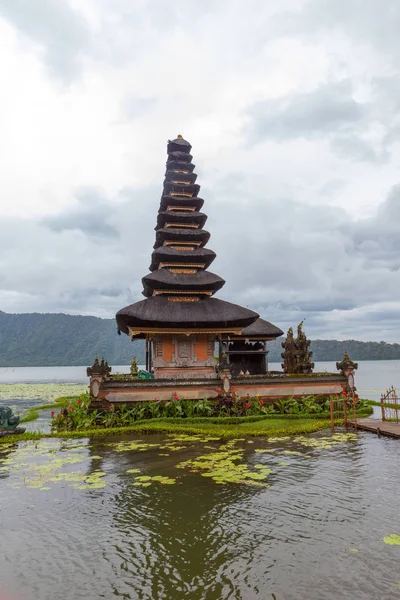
[349,418,400,438]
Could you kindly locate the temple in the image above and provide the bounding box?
[116,135,283,379]
[88,136,353,405]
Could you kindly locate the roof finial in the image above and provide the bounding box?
[177,134,183,139]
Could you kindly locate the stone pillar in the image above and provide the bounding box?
[87,357,111,402]
[336,351,358,393]
[218,352,232,395]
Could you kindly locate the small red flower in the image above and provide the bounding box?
[51,411,55,416]
[77,399,82,404]
[260,399,264,404]
[245,402,251,409]
[334,393,339,397]
[154,398,159,402]
[173,393,179,401]
[69,406,74,411]
[342,391,347,396]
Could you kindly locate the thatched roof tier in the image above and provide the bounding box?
[167,137,192,154]
[167,151,193,163]
[165,161,195,173]
[156,210,207,230]
[233,318,284,340]
[164,170,197,184]
[116,296,259,333]
[115,135,282,338]
[142,270,225,298]
[149,246,216,271]
[154,227,210,249]
[159,195,204,212]
[163,182,200,197]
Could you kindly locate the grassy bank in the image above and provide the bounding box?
[0,415,352,445]
[0,392,373,445]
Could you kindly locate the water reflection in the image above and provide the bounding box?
[0,433,399,600]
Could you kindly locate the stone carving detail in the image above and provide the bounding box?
[130,356,138,376]
[173,336,197,367]
[206,335,217,367]
[281,321,314,374]
[281,327,297,374]
[152,336,165,368]
[87,356,111,401]
[87,356,111,379]
[336,351,358,393]
[296,320,314,374]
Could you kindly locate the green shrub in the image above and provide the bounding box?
[51,391,367,432]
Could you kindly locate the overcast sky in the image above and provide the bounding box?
[1,0,400,342]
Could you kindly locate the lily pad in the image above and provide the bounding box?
[383,534,400,545]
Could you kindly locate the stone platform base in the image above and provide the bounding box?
[90,373,347,406]
[154,366,216,380]
[0,427,26,437]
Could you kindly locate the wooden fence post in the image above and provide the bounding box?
[330,400,335,433]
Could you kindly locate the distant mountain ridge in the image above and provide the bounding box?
[0,312,143,367]
[0,311,399,367]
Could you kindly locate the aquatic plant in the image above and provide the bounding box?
[383,534,400,545]
[20,408,40,423]
[177,443,272,486]
[0,383,88,402]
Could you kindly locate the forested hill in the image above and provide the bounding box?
[0,311,399,367]
[267,338,400,363]
[0,312,144,367]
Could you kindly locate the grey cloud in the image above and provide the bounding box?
[331,134,389,164]
[42,188,120,239]
[0,0,91,80]
[246,81,365,142]
[244,80,395,163]
[274,0,400,62]
[2,178,400,341]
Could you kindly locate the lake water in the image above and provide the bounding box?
[1,431,400,600]
[1,360,399,400]
[1,362,400,599]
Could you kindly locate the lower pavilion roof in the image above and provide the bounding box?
[116,296,259,335]
[226,318,284,340]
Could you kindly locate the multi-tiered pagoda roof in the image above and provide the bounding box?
[116,136,281,338]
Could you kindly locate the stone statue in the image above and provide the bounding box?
[281,327,297,374]
[0,406,20,430]
[296,320,314,374]
[87,356,111,379]
[130,355,138,376]
[281,322,314,374]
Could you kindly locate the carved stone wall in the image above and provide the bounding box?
[172,336,198,367]
[153,334,217,379]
